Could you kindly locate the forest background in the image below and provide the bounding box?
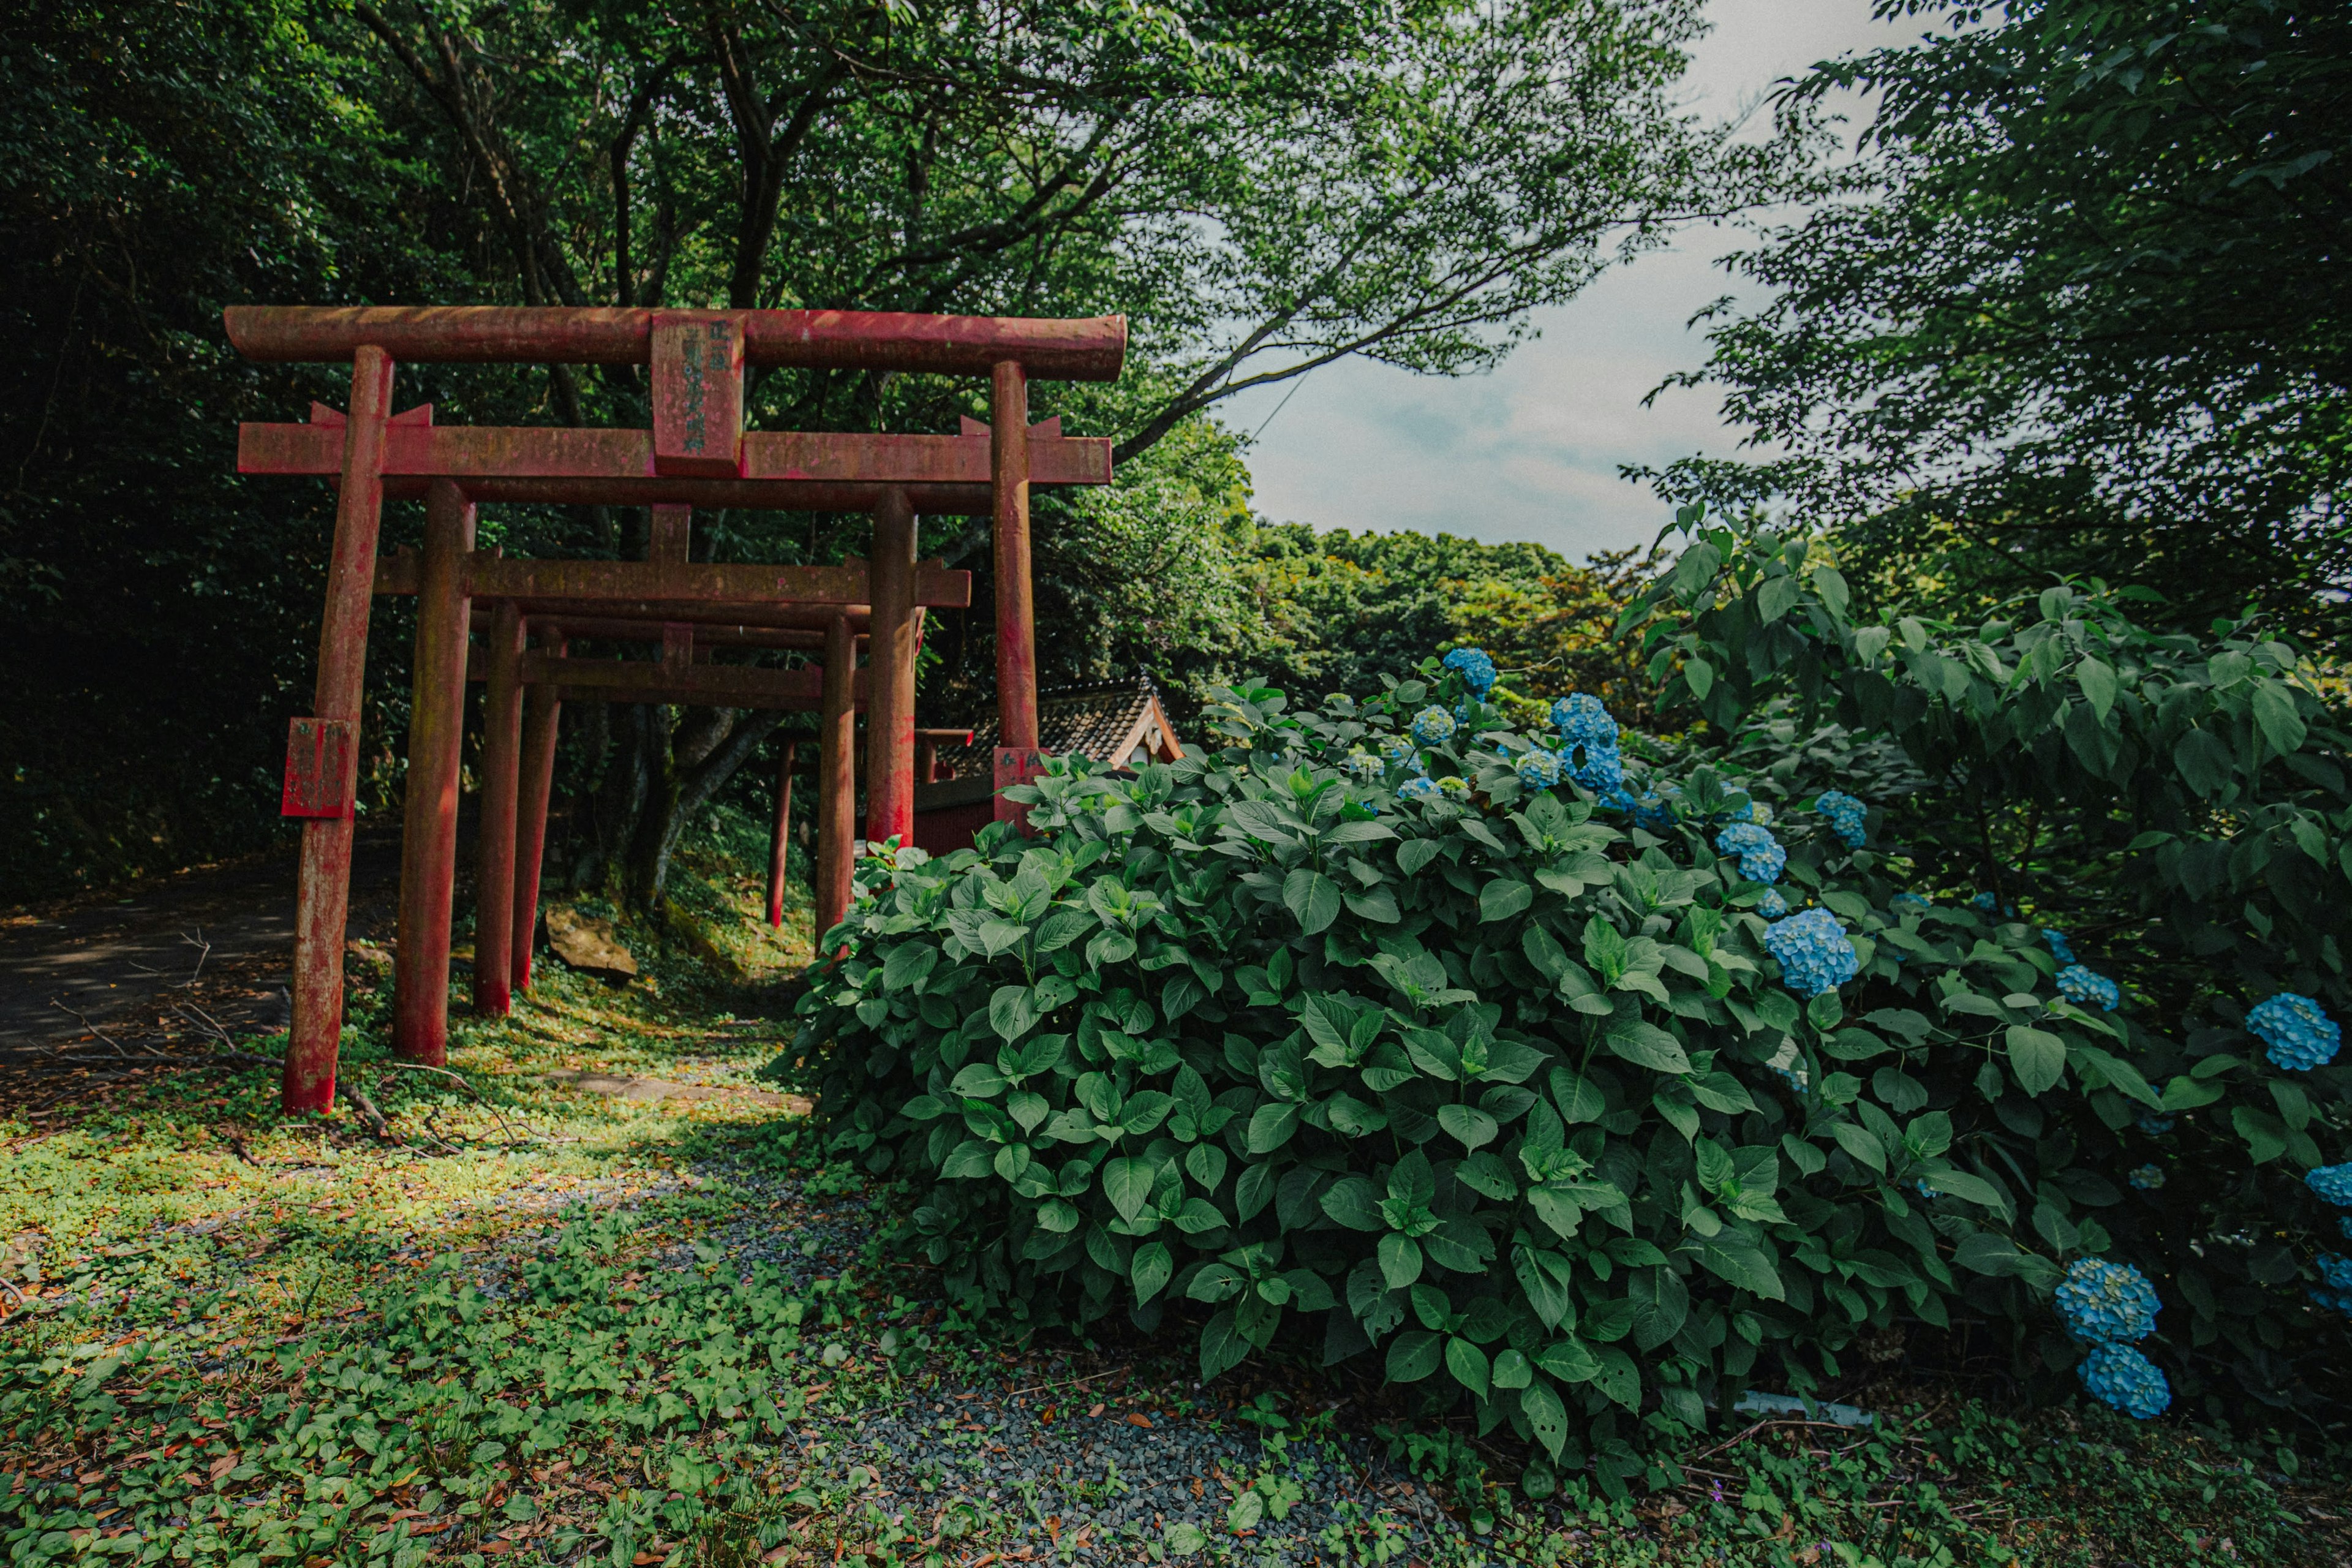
[1,0,2343,911]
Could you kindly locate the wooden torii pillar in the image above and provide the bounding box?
[472,637,872,987]
[382,554,943,1056]
[230,303,1125,1114]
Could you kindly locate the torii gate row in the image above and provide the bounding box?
[453,615,875,1022]
[230,303,1124,1114]
[454,603,970,930]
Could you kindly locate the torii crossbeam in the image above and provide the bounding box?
[233,303,1124,1114]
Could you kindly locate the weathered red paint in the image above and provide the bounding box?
[815,616,857,943]
[510,632,564,995]
[992,361,1039,824]
[391,481,475,1067]
[864,488,918,849]
[767,740,797,929]
[515,655,855,709]
[224,305,1128,380]
[915,728,974,785]
[284,345,394,1117]
[372,553,970,611]
[238,421,1110,493]
[652,315,745,477]
[281,717,357,818]
[466,598,878,632]
[478,612,830,649]
[472,600,526,1019]
[649,503,692,564]
[386,478,1001,513]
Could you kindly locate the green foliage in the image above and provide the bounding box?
[1,0,1811,900]
[785,663,2192,1460]
[1243,529,1659,724]
[1649,0,2352,620]
[1623,511,2352,1413]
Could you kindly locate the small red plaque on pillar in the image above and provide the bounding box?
[651,312,745,478]
[994,746,1047,834]
[283,717,357,818]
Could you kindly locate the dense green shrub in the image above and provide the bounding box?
[1624,513,2352,1416]
[783,658,2211,1476]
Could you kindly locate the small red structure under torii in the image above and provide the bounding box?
[232,303,1125,1115]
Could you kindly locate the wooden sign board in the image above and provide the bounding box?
[995,746,1047,834]
[651,312,745,477]
[282,717,356,818]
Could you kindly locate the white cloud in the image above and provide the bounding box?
[1223,0,1921,562]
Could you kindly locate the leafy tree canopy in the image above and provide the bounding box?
[1646,0,2352,623]
[0,0,1814,900]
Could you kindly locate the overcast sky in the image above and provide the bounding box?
[1219,0,1927,560]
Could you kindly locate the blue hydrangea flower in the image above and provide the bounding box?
[2312,1287,2352,1316]
[2126,1164,2164,1191]
[1913,1181,1938,1202]
[1633,788,1683,836]
[1572,741,1624,794]
[1970,891,2016,916]
[1515,749,1563,790]
[2044,929,2076,965]
[1550,693,1617,750]
[1770,1064,1809,1095]
[2316,1254,2352,1291]
[1727,797,1775,826]
[2248,992,2341,1072]
[1378,733,1416,766]
[2077,1343,2171,1419]
[1757,888,1790,919]
[1891,891,1931,916]
[1343,750,1383,780]
[1714,823,1787,884]
[1442,647,1497,697]
[1398,777,1441,804]
[2136,1113,2175,1136]
[1437,775,1471,799]
[2057,965,2121,1011]
[1814,790,1868,848]
[2055,1257,2159,1344]
[1411,706,1457,745]
[1763,908,1861,998]
[2307,1164,2352,1207]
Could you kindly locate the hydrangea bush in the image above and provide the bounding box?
[1621,511,2352,1422]
[786,663,2174,1476]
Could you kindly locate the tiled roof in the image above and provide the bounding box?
[928,679,1164,775]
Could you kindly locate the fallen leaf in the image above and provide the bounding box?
[1126,1412,1153,1428]
[1087,1403,1105,1418]
[208,1453,239,1482]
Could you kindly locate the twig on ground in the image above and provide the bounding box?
[1004,1370,1121,1399]
[45,1001,175,1061]
[182,929,211,986]
[379,1061,534,1147]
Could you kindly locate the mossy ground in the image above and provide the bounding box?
[4,822,2350,1567]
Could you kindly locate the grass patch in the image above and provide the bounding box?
[4,840,2350,1568]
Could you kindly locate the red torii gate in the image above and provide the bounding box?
[231,304,1124,1114]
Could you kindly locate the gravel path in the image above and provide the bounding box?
[648,1156,1469,1565]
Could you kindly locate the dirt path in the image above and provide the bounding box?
[0,829,402,1049]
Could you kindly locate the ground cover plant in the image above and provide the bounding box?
[6,799,2351,1567]
[791,673,2130,1479]
[795,511,2352,1486]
